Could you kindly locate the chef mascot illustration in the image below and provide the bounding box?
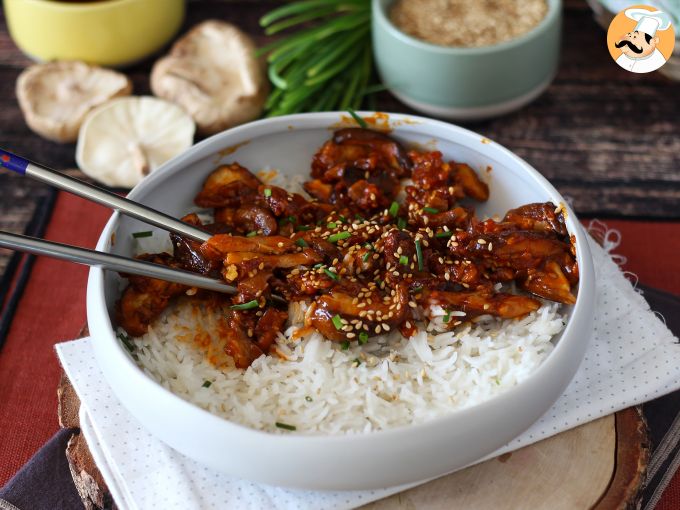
[615,8,672,73]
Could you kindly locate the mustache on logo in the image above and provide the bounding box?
[615,39,643,53]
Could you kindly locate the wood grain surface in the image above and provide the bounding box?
[0,0,679,275]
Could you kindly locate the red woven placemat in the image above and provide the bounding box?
[1,192,679,506]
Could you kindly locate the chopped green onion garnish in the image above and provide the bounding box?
[264,188,272,197]
[230,300,259,310]
[329,231,350,243]
[359,332,369,344]
[435,231,453,238]
[118,333,135,352]
[443,310,451,323]
[202,381,212,388]
[389,201,399,217]
[415,239,424,271]
[323,268,339,281]
[314,263,324,268]
[397,217,407,230]
[332,314,343,330]
[275,422,296,431]
[423,207,439,214]
[132,231,152,239]
[338,215,347,223]
[296,225,312,231]
[246,231,258,237]
[353,358,362,366]
[364,242,375,250]
[296,238,308,248]
[362,251,371,263]
[305,396,313,402]
[412,285,423,293]
[347,108,368,129]
[327,222,337,228]
[341,340,350,350]
[399,255,409,266]
[355,213,365,221]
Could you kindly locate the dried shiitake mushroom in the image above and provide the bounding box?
[16,61,132,143]
[76,96,195,188]
[151,20,268,135]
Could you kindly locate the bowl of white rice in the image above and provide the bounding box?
[87,112,595,490]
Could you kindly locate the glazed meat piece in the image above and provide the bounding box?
[405,151,489,210]
[308,283,409,341]
[170,213,225,276]
[307,128,411,211]
[503,203,568,237]
[116,253,187,337]
[220,312,264,369]
[425,289,541,320]
[194,163,262,208]
[202,234,295,257]
[233,205,278,235]
[254,307,288,353]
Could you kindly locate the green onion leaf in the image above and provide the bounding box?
[329,231,350,243]
[327,221,337,228]
[347,108,368,128]
[230,300,259,310]
[435,231,453,238]
[397,217,407,230]
[355,213,365,221]
[275,422,297,431]
[118,333,135,352]
[359,332,369,344]
[389,201,399,217]
[296,225,312,231]
[132,231,152,239]
[362,251,370,263]
[314,263,324,268]
[412,285,423,293]
[443,310,451,323]
[399,255,409,266]
[296,238,308,248]
[332,314,343,330]
[264,188,272,197]
[341,340,350,350]
[323,268,339,281]
[415,239,424,271]
[423,207,439,214]
[202,380,212,388]
[353,358,362,366]
[246,231,258,237]
[338,215,347,223]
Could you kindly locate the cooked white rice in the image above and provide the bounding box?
[128,170,567,434]
[130,299,564,435]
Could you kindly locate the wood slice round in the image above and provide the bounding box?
[57,371,649,510]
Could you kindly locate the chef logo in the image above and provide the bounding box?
[607,5,675,73]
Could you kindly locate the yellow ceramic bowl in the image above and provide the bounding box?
[3,0,185,67]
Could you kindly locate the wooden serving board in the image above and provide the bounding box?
[57,373,649,510]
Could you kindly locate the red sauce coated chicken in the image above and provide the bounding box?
[117,128,579,368]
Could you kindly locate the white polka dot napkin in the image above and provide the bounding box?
[55,232,680,510]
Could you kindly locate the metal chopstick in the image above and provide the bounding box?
[0,148,211,243]
[0,230,246,296]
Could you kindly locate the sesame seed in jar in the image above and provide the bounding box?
[389,0,548,48]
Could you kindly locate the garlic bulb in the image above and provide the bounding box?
[76,96,195,188]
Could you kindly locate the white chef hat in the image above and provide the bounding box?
[624,8,673,37]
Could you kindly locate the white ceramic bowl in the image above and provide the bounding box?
[87,112,595,491]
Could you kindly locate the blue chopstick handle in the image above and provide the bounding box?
[0,149,30,175]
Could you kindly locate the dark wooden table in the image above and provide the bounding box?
[1,0,680,274]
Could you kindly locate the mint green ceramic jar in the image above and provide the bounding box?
[372,0,562,120]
